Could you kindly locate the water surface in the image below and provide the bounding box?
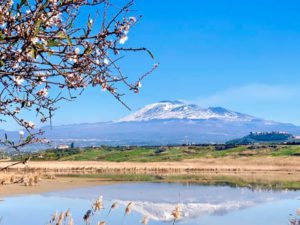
[0,182,299,225]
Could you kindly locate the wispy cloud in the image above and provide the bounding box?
[193,83,300,124]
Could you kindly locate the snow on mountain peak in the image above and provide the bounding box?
[117,101,254,122]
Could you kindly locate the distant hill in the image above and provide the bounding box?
[39,101,300,146]
[2,101,300,148]
[226,132,295,145]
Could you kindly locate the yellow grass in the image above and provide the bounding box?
[2,157,300,197]
[1,157,300,176]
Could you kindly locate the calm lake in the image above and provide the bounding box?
[0,182,299,225]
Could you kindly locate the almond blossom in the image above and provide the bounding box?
[119,35,128,44]
[13,76,24,86]
[103,58,109,65]
[0,0,157,150]
[37,88,49,97]
[75,47,80,55]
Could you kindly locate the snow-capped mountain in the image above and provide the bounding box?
[37,101,300,146]
[118,100,254,122]
[3,100,300,148]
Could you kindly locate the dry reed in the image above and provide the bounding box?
[171,205,181,225]
[141,216,149,224]
[107,202,118,217]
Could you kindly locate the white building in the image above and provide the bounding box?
[57,144,70,150]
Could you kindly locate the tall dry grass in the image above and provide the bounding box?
[47,196,181,225]
[3,157,300,178]
[0,172,43,186]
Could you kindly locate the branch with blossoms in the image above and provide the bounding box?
[0,0,157,151]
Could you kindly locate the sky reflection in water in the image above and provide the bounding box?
[0,182,299,225]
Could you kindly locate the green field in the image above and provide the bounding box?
[15,144,300,162]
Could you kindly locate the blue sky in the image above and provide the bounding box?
[5,0,300,130]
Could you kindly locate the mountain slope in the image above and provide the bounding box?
[40,101,300,146]
[117,101,255,122]
[42,118,300,146]
[2,101,300,148]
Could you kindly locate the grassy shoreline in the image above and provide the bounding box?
[3,146,300,194]
[1,169,300,198]
[60,173,300,190]
[2,157,300,185]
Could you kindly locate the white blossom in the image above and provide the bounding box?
[137,81,142,88]
[119,35,128,44]
[75,47,80,55]
[37,88,48,97]
[31,37,39,44]
[129,17,137,23]
[103,58,109,65]
[14,76,24,86]
[69,55,78,63]
[27,121,35,129]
